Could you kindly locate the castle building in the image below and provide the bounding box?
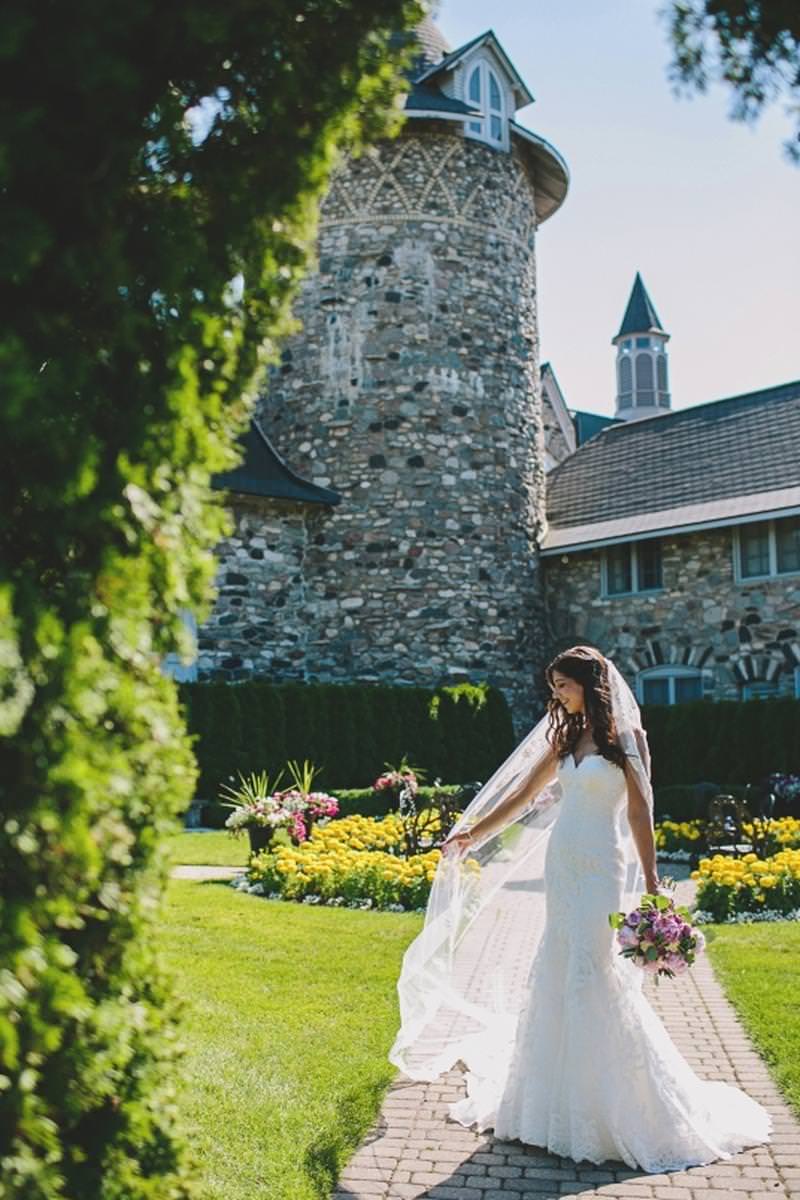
[186,18,569,727]
[165,20,800,727]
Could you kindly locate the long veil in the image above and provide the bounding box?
[388,657,655,1083]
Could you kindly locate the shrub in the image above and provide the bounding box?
[0,2,421,1193]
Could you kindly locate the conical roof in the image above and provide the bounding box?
[615,272,665,338]
[389,15,451,78]
[413,15,451,67]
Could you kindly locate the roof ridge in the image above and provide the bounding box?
[587,378,800,443]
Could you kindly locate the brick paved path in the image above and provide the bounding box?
[333,868,800,1200]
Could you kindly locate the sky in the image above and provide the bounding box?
[436,0,799,416]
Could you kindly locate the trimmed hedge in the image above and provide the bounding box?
[184,687,800,824]
[179,679,516,802]
[642,698,800,790]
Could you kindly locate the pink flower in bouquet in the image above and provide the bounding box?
[609,890,705,984]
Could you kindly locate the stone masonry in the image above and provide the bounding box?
[201,124,550,727]
[543,526,800,698]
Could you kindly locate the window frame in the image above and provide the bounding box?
[733,515,800,583]
[601,539,664,598]
[636,665,707,706]
[463,57,508,149]
[742,679,780,701]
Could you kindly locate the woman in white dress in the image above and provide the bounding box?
[388,645,773,1174]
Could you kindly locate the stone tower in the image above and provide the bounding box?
[613,272,671,420]
[209,19,569,728]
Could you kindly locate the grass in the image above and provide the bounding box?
[167,829,249,866]
[705,920,800,1118]
[156,879,423,1200]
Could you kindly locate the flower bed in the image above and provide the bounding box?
[691,848,800,923]
[234,810,459,911]
[241,843,443,911]
[654,815,800,861]
[654,819,704,860]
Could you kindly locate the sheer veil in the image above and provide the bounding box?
[388,656,655,1083]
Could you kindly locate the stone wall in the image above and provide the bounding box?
[197,496,322,681]
[235,124,549,729]
[543,526,800,698]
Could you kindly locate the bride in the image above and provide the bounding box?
[388,645,773,1174]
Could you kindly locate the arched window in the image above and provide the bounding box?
[618,355,633,406]
[637,666,704,706]
[467,65,481,135]
[635,353,654,406]
[464,60,505,146]
[656,354,667,392]
[488,69,503,141]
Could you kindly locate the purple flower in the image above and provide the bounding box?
[625,909,643,927]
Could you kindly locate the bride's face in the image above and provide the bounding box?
[549,670,585,715]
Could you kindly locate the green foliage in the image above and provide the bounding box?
[181,679,516,803]
[0,1,422,1194]
[643,698,800,790]
[662,1,800,162]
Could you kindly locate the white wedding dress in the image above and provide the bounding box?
[447,752,774,1173]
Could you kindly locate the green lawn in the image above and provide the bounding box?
[705,921,800,1118]
[167,829,249,866]
[156,880,423,1200]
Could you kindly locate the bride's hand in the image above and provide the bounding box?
[441,830,474,856]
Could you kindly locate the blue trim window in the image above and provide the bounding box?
[638,667,703,706]
[604,540,663,596]
[465,60,505,146]
[737,515,800,580]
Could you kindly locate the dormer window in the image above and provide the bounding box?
[465,59,506,147]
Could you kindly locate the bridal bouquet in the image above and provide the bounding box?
[608,886,705,984]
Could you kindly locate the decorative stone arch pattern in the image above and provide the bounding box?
[320,131,538,250]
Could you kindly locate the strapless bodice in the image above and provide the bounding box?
[553,753,628,849]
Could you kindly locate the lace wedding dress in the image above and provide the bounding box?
[447,752,774,1173]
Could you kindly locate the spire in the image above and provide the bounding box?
[612,273,671,421]
[616,272,664,339]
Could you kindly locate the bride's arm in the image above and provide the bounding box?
[623,757,659,893]
[457,749,559,845]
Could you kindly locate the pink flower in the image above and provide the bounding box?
[642,959,661,974]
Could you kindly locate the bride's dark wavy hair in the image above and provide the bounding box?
[545,645,626,769]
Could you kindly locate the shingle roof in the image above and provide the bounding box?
[572,409,621,446]
[544,380,800,549]
[615,272,665,339]
[212,420,341,506]
[405,82,479,117]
